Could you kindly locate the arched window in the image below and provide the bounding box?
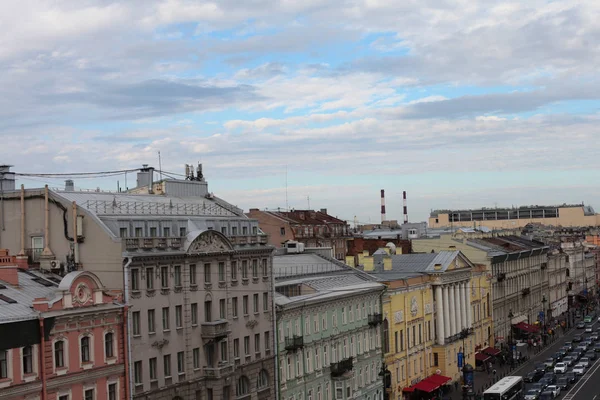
[257,369,269,389]
[382,319,389,353]
[105,332,114,359]
[54,340,65,368]
[236,375,250,396]
[23,346,33,374]
[81,336,91,363]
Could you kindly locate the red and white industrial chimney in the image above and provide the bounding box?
[403,191,408,224]
[381,189,386,223]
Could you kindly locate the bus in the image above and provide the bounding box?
[483,376,524,400]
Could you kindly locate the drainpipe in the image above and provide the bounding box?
[39,317,47,400]
[41,185,54,257]
[271,257,280,400]
[72,202,79,266]
[18,184,25,256]
[123,257,133,400]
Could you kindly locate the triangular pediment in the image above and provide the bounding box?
[187,230,233,254]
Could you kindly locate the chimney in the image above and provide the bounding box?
[320,208,328,215]
[136,164,155,193]
[403,191,408,224]
[0,165,16,192]
[65,179,74,191]
[380,189,386,223]
[0,250,19,286]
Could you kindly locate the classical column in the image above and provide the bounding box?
[449,285,457,336]
[464,282,472,328]
[453,285,461,333]
[443,285,451,338]
[460,282,468,330]
[435,285,445,345]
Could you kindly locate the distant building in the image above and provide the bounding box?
[273,247,385,400]
[429,204,600,229]
[247,209,351,260]
[0,250,126,400]
[346,237,412,263]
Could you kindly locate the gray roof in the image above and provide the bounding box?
[273,253,345,280]
[0,269,60,323]
[366,251,465,281]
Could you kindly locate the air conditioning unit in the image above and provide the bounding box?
[40,258,59,272]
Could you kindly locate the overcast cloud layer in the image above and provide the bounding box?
[3,0,600,223]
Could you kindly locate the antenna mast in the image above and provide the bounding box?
[285,165,289,211]
[158,151,163,181]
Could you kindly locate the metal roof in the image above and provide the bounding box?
[0,269,60,324]
[365,251,465,281]
[273,253,345,280]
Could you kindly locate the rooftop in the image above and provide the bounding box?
[365,250,468,281]
[0,269,61,323]
[256,209,347,225]
[431,203,595,217]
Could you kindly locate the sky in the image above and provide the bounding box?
[2,0,600,225]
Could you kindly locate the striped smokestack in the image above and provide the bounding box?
[381,189,386,223]
[403,191,408,224]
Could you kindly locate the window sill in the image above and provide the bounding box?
[176,327,183,331]
[252,277,259,283]
[0,378,12,389]
[233,316,238,320]
[82,362,94,370]
[178,372,185,378]
[163,329,171,334]
[190,284,198,291]
[150,379,158,383]
[231,279,238,286]
[191,323,198,327]
[106,357,117,365]
[160,288,170,295]
[148,331,156,336]
[130,290,141,299]
[204,283,212,289]
[56,367,68,376]
[133,334,141,338]
[23,373,37,382]
[262,276,269,282]
[242,279,249,286]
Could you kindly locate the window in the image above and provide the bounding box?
[220,299,226,319]
[191,303,198,325]
[261,259,268,277]
[232,297,238,318]
[231,261,238,280]
[189,264,197,285]
[242,226,248,235]
[132,311,140,335]
[134,227,143,237]
[218,262,225,282]
[163,354,171,377]
[204,263,211,283]
[242,260,248,279]
[81,336,91,363]
[221,226,227,235]
[265,331,271,351]
[108,383,117,400]
[177,351,185,374]
[105,332,114,359]
[193,348,200,369]
[134,361,142,384]
[163,227,170,237]
[263,292,269,311]
[206,343,215,367]
[179,226,186,237]
[233,338,240,358]
[254,333,261,354]
[175,305,183,328]
[253,293,259,313]
[131,269,140,291]
[174,265,181,287]
[146,268,154,290]
[54,341,65,368]
[280,227,285,236]
[244,336,250,356]
[162,307,170,330]
[0,350,7,378]
[119,227,128,238]
[243,295,249,315]
[205,301,212,322]
[84,389,94,400]
[252,260,258,278]
[257,369,269,389]
[150,227,157,237]
[433,353,439,367]
[148,309,156,333]
[237,376,250,396]
[149,357,157,380]
[160,266,169,288]
[220,341,228,361]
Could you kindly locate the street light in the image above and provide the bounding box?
[541,295,548,346]
[508,310,514,362]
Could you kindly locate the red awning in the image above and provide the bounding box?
[476,352,491,362]
[482,347,501,356]
[402,387,415,393]
[514,321,540,333]
[413,380,439,393]
[428,374,452,386]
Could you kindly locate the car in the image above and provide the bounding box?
[585,351,597,360]
[539,377,553,388]
[577,345,589,353]
[531,383,545,392]
[556,377,570,390]
[585,315,593,323]
[590,333,599,341]
[557,348,568,358]
[543,372,556,384]
[582,340,594,349]
[554,362,567,374]
[534,362,547,373]
[525,370,545,382]
[577,321,586,329]
[594,343,600,352]
[524,390,541,400]
[544,358,556,370]
[539,391,554,400]
[565,371,578,383]
[573,363,586,375]
[580,357,591,368]
[564,341,574,350]
[546,385,561,397]
[573,334,583,342]
[562,356,575,367]
[587,325,595,333]
[550,352,562,362]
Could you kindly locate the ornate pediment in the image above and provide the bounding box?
[187,231,233,254]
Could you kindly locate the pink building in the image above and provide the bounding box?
[0,250,127,400]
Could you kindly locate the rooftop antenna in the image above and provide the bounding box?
[285,165,289,211]
[307,195,310,209]
[158,151,163,181]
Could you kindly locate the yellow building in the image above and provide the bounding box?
[429,204,600,229]
[361,249,492,398]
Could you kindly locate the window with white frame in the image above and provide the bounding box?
[104,332,114,359]
[84,388,94,400]
[107,382,117,400]
[80,336,92,363]
[54,340,65,368]
[163,354,171,377]
[149,357,157,380]
[0,350,7,378]
[134,361,142,384]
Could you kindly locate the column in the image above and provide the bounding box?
[435,285,445,345]
[460,282,468,330]
[443,285,452,338]
[449,285,456,336]
[464,282,472,328]
[453,285,461,333]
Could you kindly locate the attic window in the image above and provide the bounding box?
[0,294,17,304]
[32,278,55,287]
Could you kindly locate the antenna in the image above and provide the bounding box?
[307,195,310,209]
[158,151,163,181]
[285,165,289,211]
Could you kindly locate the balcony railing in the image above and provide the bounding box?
[123,236,184,251]
[24,248,43,263]
[284,335,304,351]
[331,357,354,377]
[368,313,383,326]
[229,235,269,246]
[203,364,233,379]
[201,320,230,341]
[522,288,531,296]
[497,273,506,282]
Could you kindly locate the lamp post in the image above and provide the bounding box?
[508,310,514,363]
[541,295,548,346]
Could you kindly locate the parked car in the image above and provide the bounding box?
[539,391,554,400]
[531,383,545,392]
[524,390,541,400]
[577,321,586,329]
[546,385,561,398]
[585,351,597,360]
[556,377,570,390]
[525,370,545,382]
[573,363,586,375]
[565,371,578,383]
[534,362,547,373]
[554,362,567,374]
[544,358,556,370]
[594,343,600,352]
[579,357,591,368]
[564,341,574,350]
[585,315,593,323]
[586,325,594,333]
[543,372,556,384]
[590,333,599,341]
[573,334,583,342]
[538,377,553,388]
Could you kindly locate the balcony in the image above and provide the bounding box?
[368,313,383,326]
[540,262,548,270]
[284,335,304,352]
[522,288,530,296]
[229,235,269,246]
[203,363,234,380]
[122,237,184,251]
[497,273,506,282]
[201,320,230,341]
[331,357,354,378]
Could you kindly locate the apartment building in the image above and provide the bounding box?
[0,165,276,400]
[273,248,385,400]
[547,250,568,318]
[0,250,126,400]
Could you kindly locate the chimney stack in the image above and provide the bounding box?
[403,191,408,224]
[380,189,386,223]
[65,179,74,191]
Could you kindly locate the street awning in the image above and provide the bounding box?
[476,353,491,362]
[402,386,415,393]
[482,347,501,356]
[514,322,540,333]
[428,374,452,386]
[413,380,439,393]
[410,374,452,392]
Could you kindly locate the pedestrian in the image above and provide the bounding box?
[454,380,459,391]
[493,369,497,379]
